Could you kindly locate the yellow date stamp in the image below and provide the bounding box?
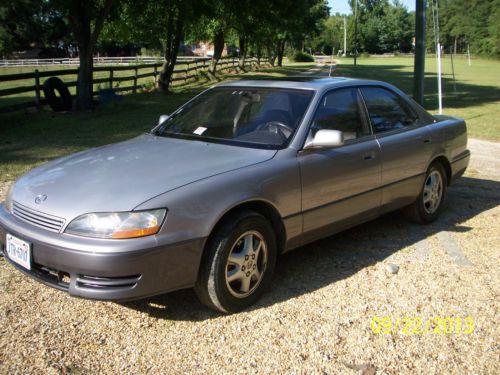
[371,316,474,335]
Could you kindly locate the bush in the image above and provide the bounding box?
[292,51,315,62]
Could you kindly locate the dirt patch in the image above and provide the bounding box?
[0,139,498,374]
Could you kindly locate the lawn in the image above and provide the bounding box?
[333,56,500,141]
[0,57,498,184]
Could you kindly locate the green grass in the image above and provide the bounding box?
[0,62,315,183]
[332,56,500,141]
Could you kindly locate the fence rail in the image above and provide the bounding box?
[0,56,269,114]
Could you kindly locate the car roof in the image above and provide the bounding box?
[216,77,381,91]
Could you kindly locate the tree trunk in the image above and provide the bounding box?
[68,0,114,111]
[454,36,457,55]
[238,37,247,70]
[75,44,93,110]
[256,44,261,65]
[209,30,224,75]
[267,45,276,66]
[276,39,285,67]
[158,16,183,92]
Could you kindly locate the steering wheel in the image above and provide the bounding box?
[256,121,294,139]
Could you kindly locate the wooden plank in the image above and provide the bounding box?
[94,63,161,72]
[111,75,136,82]
[0,85,36,96]
[34,69,41,110]
[38,69,79,78]
[136,71,155,79]
[0,72,36,81]
[133,67,138,93]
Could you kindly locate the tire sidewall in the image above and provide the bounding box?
[207,213,277,313]
[43,77,72,112]
[417,163,447,223]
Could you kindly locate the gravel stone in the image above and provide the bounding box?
[386,264,400,275]
[0,138,498,374]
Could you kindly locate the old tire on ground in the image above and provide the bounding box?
[194,211,277,313]
[42,77,72,112]
[403,162,448,224]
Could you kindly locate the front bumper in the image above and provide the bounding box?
[0,204,206,301]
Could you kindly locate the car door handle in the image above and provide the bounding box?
[363,153,375,160]
[423,138,432,144]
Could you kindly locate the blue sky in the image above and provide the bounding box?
[328,0,416,15]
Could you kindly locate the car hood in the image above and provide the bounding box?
[11,134,276,220]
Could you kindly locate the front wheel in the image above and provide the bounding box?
[194,211,277,313]
[403,162,447,224]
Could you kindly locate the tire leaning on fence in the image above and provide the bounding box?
[42,77,72,112]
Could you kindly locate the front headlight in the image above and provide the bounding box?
[65,209,166,239]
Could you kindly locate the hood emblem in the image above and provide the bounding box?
[35,194,47,204]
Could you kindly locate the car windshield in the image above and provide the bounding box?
[154,87,314,148]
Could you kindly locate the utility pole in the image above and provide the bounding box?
[413,0,426,105]
[343,16,347,57]
[354,0,358,66]
[434,0,443,114]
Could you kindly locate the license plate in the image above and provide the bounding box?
[5,234,31,270]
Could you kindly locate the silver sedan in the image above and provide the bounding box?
[0,77,470,313]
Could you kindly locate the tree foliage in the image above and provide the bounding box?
[429,0,498,56]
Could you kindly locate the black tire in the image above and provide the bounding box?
[194,211,277,313]
[42,77,72,112]
[403,162,448,224]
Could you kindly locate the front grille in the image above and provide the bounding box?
[12,201,65,233]
[76,274,141,290]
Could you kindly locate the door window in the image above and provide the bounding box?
[361,87,418,133]
[311,88,371,141]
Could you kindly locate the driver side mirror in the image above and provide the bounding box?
[303,129,344,150]
[158,114,169,125]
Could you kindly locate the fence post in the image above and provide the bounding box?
[34,69,41,111]
[133,66,138,93]
[109,67,113,89]
[185,62,189,82]
[154,64,158,86]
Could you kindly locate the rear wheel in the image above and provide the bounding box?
[194,211,277,313]
[403,162,447,223]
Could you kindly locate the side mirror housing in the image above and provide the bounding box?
[158,114,169,125]
[303,129,344,150]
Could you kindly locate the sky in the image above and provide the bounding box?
[328,0,416,15]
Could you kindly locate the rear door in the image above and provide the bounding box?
[360,86,434,212]
[298,87,382,239]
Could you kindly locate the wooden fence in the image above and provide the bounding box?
[0,56,268,114]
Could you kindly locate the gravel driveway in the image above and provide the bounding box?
[0,138,498,374]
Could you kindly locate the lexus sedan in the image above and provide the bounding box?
[0,77,470,313]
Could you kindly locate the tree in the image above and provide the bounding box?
[348,0,413,54]
[429,0,496,55]
[103,0,205,92]
[53,0,115,110]
[0,0,44,57]
[187,1,231,74]
[487,0,500,56]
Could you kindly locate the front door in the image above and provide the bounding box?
[299,88,382,239]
